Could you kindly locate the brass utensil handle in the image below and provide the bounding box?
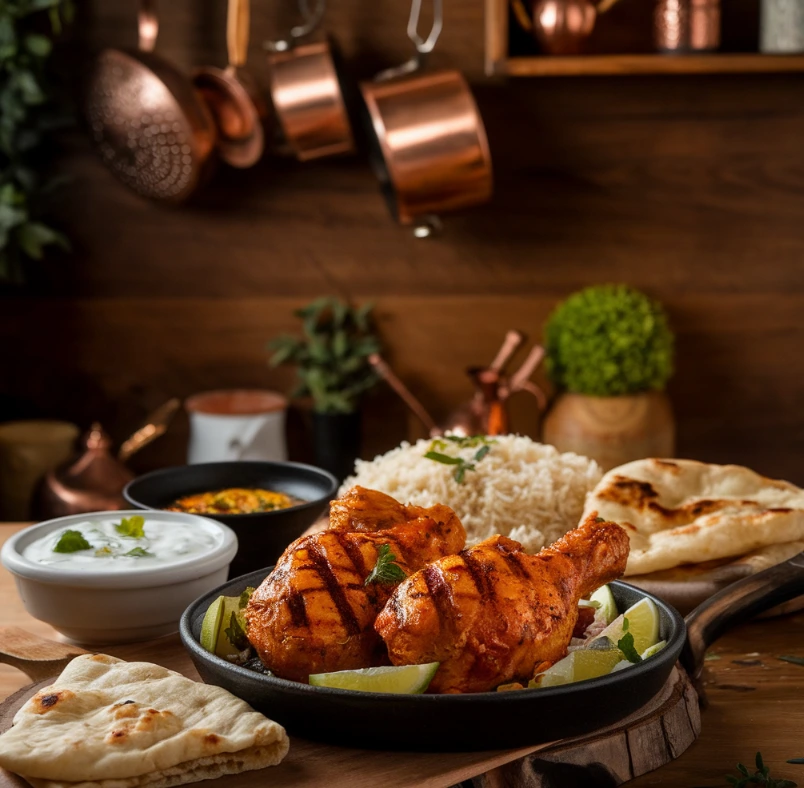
[118,398,180,463]
[681,552,804,682]
[228,0,250,69]
[368,354,439,435]
[489,330,525,374]
[139,0,158,53]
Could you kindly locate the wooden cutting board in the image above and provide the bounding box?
[0,628,700,788]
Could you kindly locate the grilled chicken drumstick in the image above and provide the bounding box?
[245,487,466,683]
[375,513,630,693]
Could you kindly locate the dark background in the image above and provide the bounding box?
[1,0,802,482]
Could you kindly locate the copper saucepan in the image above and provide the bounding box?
[193,0,269,169]
[84,0,217,203]
[360,0,493,235]
[264,0,355,162]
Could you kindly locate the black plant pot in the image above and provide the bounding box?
[312,410,362,483]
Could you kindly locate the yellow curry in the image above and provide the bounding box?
[166,488,297,515]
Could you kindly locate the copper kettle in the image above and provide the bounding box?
[36,400,179,519]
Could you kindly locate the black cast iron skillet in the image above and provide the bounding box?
[180,552,804,751]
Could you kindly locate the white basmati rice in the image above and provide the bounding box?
[340,435,602,553]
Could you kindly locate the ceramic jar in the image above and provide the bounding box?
[760,0,804,51]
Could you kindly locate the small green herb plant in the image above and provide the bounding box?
[268,297,381,414]
[1,0,73,283]
[726,752,797,787]
[544,285,674,397]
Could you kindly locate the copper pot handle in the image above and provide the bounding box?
[138,0,158,53]
[264,0,325,52]
[374,0,444,82]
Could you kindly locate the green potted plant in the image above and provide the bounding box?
[541,284,675,471]
[268,297,381,480]
[0,0,73,285]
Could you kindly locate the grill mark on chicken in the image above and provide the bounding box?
[462,551,495,600]
[286,589,308,628]
[500,548,531,580]
[332,531,369,578]
[306,542,361,636]
[422,563,455,626]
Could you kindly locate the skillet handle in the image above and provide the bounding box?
[680,551,804,682]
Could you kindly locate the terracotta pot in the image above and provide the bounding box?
[542,391,675,472]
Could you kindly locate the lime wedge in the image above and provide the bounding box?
[611,639,668,673]
[200,596,225,654]
[215,596,245,660]
[536,648,624,687]
[590,584,618,625]
[591,597,660,655]
[641,640,667,659]
[309,663,440,694]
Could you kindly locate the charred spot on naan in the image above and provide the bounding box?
[597,478,763,525]
[652,459,682,473]
[30,690,75,714]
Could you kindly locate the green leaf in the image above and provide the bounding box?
[224,611,249,650]
[16,221,68,260]
[53,529,91,553]
[364,543,407,586]
[238,586,255,609]
[779,655,804,667]
[424,450,463,466]
[787,759,804,765]
[24,34,51,56]
[617,618,642,663]
[124,546,154,558]
[114,515,146,538]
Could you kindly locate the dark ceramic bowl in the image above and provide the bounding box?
[124,461,338,578]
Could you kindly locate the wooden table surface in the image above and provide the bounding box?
[1,523,803,787]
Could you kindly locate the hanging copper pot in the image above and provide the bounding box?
[84,0,217,202]
[359,0,492,235]
[264,0,355,161]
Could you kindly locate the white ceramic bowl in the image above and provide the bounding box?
[1,510,238,645]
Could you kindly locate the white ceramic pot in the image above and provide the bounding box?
[185,389,288,464]
[1,510,237,645]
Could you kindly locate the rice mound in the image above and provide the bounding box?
[340,435,603,553]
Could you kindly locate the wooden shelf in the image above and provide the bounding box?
[485,0,804,76]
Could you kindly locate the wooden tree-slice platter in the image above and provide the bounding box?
[0,630,700,788]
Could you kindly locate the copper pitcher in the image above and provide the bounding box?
[359,0,492,236]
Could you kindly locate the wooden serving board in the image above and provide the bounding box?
[0,629,700,788]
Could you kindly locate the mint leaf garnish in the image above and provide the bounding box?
[224,611,249,651]
[365,544,407,586]
[115,516,145,538]
[53,530,91,553]
[124,546,153,558]
[617,617,642,664]
[239,587,255,609]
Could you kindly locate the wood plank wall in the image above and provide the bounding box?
[1,0,803,483]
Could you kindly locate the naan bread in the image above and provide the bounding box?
[583,458,804,576]
[0,654,289,788]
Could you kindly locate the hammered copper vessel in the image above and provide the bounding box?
[37,424,135,519]
[531,0,597,54]
[84,0,217,202]
[264,0,354,161]
[193,0,269,168]
[360,0,492,232]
